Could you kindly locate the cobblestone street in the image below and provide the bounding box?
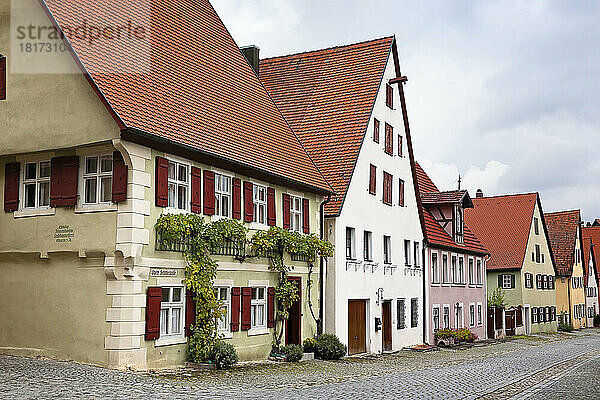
[2,330,600,399]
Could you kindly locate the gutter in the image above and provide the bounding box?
[318,194,332,336]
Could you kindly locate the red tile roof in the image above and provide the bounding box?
[583,227,600,288]
[464,193,539,271]
[582,238,594,287]
[416,164,487,255]
[421,190,469,205]
[259,37,395,214]
[40,0,331,193]
[544,210,581,277]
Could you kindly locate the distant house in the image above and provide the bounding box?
[583,226,600,325]
[582,238,599,326]
[260,37,426,354]
[415,164,489,343]
[465,193,557,335]
[545,210,587,329]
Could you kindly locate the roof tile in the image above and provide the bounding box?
[544,210,581,276]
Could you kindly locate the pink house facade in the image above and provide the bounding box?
[416,164,490,343]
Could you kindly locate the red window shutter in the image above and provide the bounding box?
[373,118,380,143]
[145,287,162,340]
[185,290,196,336]
[111,151,128,203]
[244,182,254,223]
[398,135,403,157]
[203,170,215,215]
[385,123,393,155]
[302,198,310,234]
[231,287,241,332]
[60,156,79,207]
[241,287,252,331]
[4,162,20,212]
[267,187,276,226]
[155,156,169,207]
[369,164,377,195]
[0,56,6,101]
[267,287,275,328]
[383,172,392,205]
[190,166,202,213]
[282,193,291,230]
[386,84,393,108]
[399,179,405,207]
[232,178,242,220]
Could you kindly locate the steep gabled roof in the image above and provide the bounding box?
[421,190,472,208]
[544,210,581,276]
[416,163,487,255]
[464,193,540,271]
[40,0,331,193]
[582,238,597,287]
[583,227,600,287]
[259,37,395,214]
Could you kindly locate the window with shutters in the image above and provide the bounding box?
[382,171,393,205]
[536,274,542,289]
[525,273,533,289]
[502,274,513,289]
[404,239,411,266]
[432,306,440,331]
[383,235,392,264]
[398,178,405,207]
[346,227,356,260]
[82,155,113,205]
[384,123,394,155]
[252,184,267,224]
[214,173,232,217]
[477,303,483,326]
[363,231,373,261]
[476,259,482,285]
[468,258,474,285]
[373,118,380,143]
[250,286,267,330]
[398,135,403,157]
[21,160,51,209]
[469,304,475,327]
[532,307,538,323]
[290,195,302,232]
[543,275,548,290]
[443,305,450,329]
[214,286,231,335]
[386,83,393,109]
[396,298,406,329]
[431,252,439,284]
[166,160,189,211]
[159,287,184,341]
[442,254,449,283]
[411,298,418,328]
[369,164,377,195]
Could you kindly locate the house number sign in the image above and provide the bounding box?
[54,225,75,243]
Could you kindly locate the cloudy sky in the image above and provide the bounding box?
[213,0,600,221]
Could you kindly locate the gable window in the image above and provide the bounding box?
[451,256,458,284]
[476,259,482,285]
[363,231,373,261]
[290,195,302,232]
[382,171,393,205]
[373,118,380,143]
[252,184,267,224]
[432,306,440,331]
[250,287,267,330]
[442,254,449,283]
[536,274,542,289]
[458,257,465,284]
[468,258,474,285]
[534,217,539,235]
[413,242,420,267]
[543,275,548,290]
[369,164,377,195]
[386,83,393,109]
[431,252,439,284]
[455,206,463,235]
[84,155,113,205]
[384,123,394,155]
[404,239,411,266]
[214,173,232,217]
[383,235,392,264]
[346,227,356,260]
[443,306,450,329]
[215,287,230,333]
[535,244,541,263]
[22,161,51,209]
[398,135,403,157]
[160,287,184,338]
[398,178,405,207]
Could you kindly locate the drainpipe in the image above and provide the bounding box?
[318,194,332,336]
[422,242,428,344]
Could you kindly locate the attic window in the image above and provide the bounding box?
[0,54,6,100]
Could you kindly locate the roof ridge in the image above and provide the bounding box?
[544,209,581,216]
[472,192,538,200]
[260,35,395,62]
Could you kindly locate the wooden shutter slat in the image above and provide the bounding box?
[282,193,291,230]
[369,164,376,195]
[203,170,215,215]
[398,134,403,157]
[60,156,79,207]
[0,56,6,101]
[4,162,20,212]
[145,287,162,340]
[232,178,241,220]
[111,151,128,203]
[373,119,380,143]
[267,287,275,328]
[243,182,254,223]
[302,198,310,234]
[231,287,241,332]
[241,287,252,331]
[190,167,202,213]
[185,290,196,336]
[267,187,276,226]
[399,179,405,207]
[155,156,169,207]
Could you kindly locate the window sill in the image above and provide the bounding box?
[14,208,56,218]
[247,327,270,337]
[248,222,269,231]
[75,204,118,214]
[218,331,233,340]
[155,336,187,347]
[163,208,191,215]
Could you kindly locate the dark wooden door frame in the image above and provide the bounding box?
[382,300,392,351]
[285,276,302,346]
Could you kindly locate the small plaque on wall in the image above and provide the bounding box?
[150,269,178,277]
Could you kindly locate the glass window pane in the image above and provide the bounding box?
[258,304,264,325]
[251,305,256,326]
[161,287,170,302]
[171,308,181,334]
[24,184,36,208]
[39,182,50,207]
[100,177,112,203]
[85,179,97,204]
[25,163,36,180]
[85,157,98,175]
[223,177,230,193]
[101,156,112,173]
[168,162,176,180]
[168,183,176,208]
[160,309,168,335]
[251,288,257,300]
[221,196,229,216]
[178,165,187,182]
[178,185,187,209]
[258,287,265,300]
[259,206,265,224]
[219,288,228,300]
[39,162,51,178]
[172,288,182,302]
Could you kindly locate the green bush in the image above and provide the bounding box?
[594,314,600,327]
[303,337,317,353]
[314,334,347,360]
[558,322,574,332]
[434,328,478,343]
[209,341,238,369]
[281,344,303,362]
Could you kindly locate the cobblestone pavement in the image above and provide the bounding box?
[2,330,600,399]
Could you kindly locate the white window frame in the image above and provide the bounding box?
[82,154,113,206]
[442,305,450,329]
[442,253,449,284]
[156,286,185,346]
[384,235,392,265]
[455,303,464,329]
[165,159,190,212]
[468,257,474,286]
[363,230,373,261]
[458,257,465,284]
[469,303,475,327]
[289,195,303,232]
[502,274,512,289]
[414,242,420,268]
[21,160,51,210]
[476,259,483,285]
[451,255,458,284]
[215,286,232,337]
[214,172,232,218]
[250,286,268,333]
[252,183,267,225]
[346,227,356,260]
[432,305,440,331]
[477,302,483,326]
[431,252,439,284]
[404,239,411,266]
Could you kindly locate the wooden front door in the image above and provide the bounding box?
[382,300,392,351]
[348,300,367,355]
[487,307,495,339]
[505,310,516,336]
[285,277,301,345]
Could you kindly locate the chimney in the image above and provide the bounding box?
[241,45,260,76]
[476,189,483,198]
[587,222,592,227]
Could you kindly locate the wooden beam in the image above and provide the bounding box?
[389,76,408,84]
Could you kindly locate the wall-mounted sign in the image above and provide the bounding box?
[54,225,74,243]
[150,269,178,277]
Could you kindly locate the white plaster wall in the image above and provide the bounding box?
[326,56,424,353]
